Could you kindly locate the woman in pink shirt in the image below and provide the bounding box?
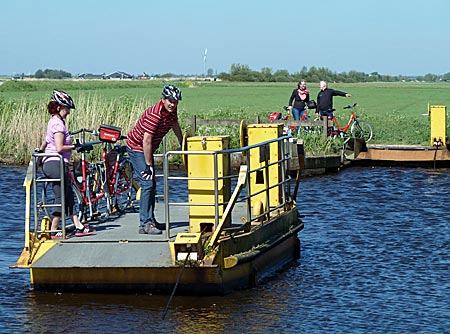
[38,90,95,239]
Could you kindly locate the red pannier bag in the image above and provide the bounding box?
[99,124,122,143]
[269,112,282,121]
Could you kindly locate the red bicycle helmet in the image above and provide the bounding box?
[51,90,76,109]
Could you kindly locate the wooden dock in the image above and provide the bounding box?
[351,143,450,168]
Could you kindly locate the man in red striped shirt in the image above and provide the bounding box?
[127,85,183,235]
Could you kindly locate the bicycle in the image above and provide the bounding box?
[70,126,136,218]
[97,125,136,214]
[324,103,373,142]
[42,128,109,223]
[269,106,310,135]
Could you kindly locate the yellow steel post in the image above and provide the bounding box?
[247,124,283,210]
[187,136,231,233]
[428,104,446,146]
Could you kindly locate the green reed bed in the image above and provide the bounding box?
[0,93,145,163]
[1,80,449,164]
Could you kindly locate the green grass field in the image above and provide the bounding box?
[1,79,449,164]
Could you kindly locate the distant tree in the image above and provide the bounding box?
[272,69,291,82]
[212,63,447,83]
[230,63,251,76]
[207,68,214,77]
[441,72,450,81]
[346,70,367,83]
[306,66,320,83]
[314,67,336,82]
[34,68,71,79]
[229,63,255,81]
[260,67,273,82]
[423,73,439,82]
[217,72,231,80]
[35,69,44,78]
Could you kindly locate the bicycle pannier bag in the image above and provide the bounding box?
[73,160,83,186]
[269,112,282,121]
[307,100,317,109]
[99,124,122,143]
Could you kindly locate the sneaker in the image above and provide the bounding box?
[75,225,96,237]
[51,231,63,239]
[138,223,162,235]
[51,231,73,239]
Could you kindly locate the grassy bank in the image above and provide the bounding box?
[1,79,449,164]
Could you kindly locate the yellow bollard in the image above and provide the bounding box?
[247,124,283,210]
[186,136,231,233]
[428,104,446,146]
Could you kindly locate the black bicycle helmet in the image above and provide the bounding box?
[161,85,182,101]
[51,89,76,109]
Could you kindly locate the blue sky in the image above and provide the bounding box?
[1,0,449,76]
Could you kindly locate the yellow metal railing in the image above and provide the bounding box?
[162,134,296,239]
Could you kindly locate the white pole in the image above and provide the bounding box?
[203,48,208,77]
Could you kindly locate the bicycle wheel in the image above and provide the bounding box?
[113,158,136,213]
[350,119,373,142]
[88,163,110,222]
[69,180,85,222]
[42,179,85,223]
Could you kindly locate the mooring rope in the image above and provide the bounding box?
[161,250,191,320]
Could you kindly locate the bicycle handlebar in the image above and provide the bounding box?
[85,139,103,146]
[343,103,358,109]
[70,129,127,141]
[70,128,99,136]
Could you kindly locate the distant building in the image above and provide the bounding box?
[105,71,133,79]
[136,72,150,80]
[77,73,105,79]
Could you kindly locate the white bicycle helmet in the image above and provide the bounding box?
[161,85,182,101]
[51,89,76,109]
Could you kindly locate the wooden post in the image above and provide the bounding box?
[191,115,197,135]
[293,140,305,200]
[322,117,328,141]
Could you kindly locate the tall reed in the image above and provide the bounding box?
[0,93,154,164]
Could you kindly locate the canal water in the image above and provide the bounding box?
[1,165,449,333]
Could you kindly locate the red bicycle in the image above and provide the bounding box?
[325,103,373,142]
[42,128,109,223]
[71,126,136,218]
[269,107,309,134]
[96,125,136,214]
